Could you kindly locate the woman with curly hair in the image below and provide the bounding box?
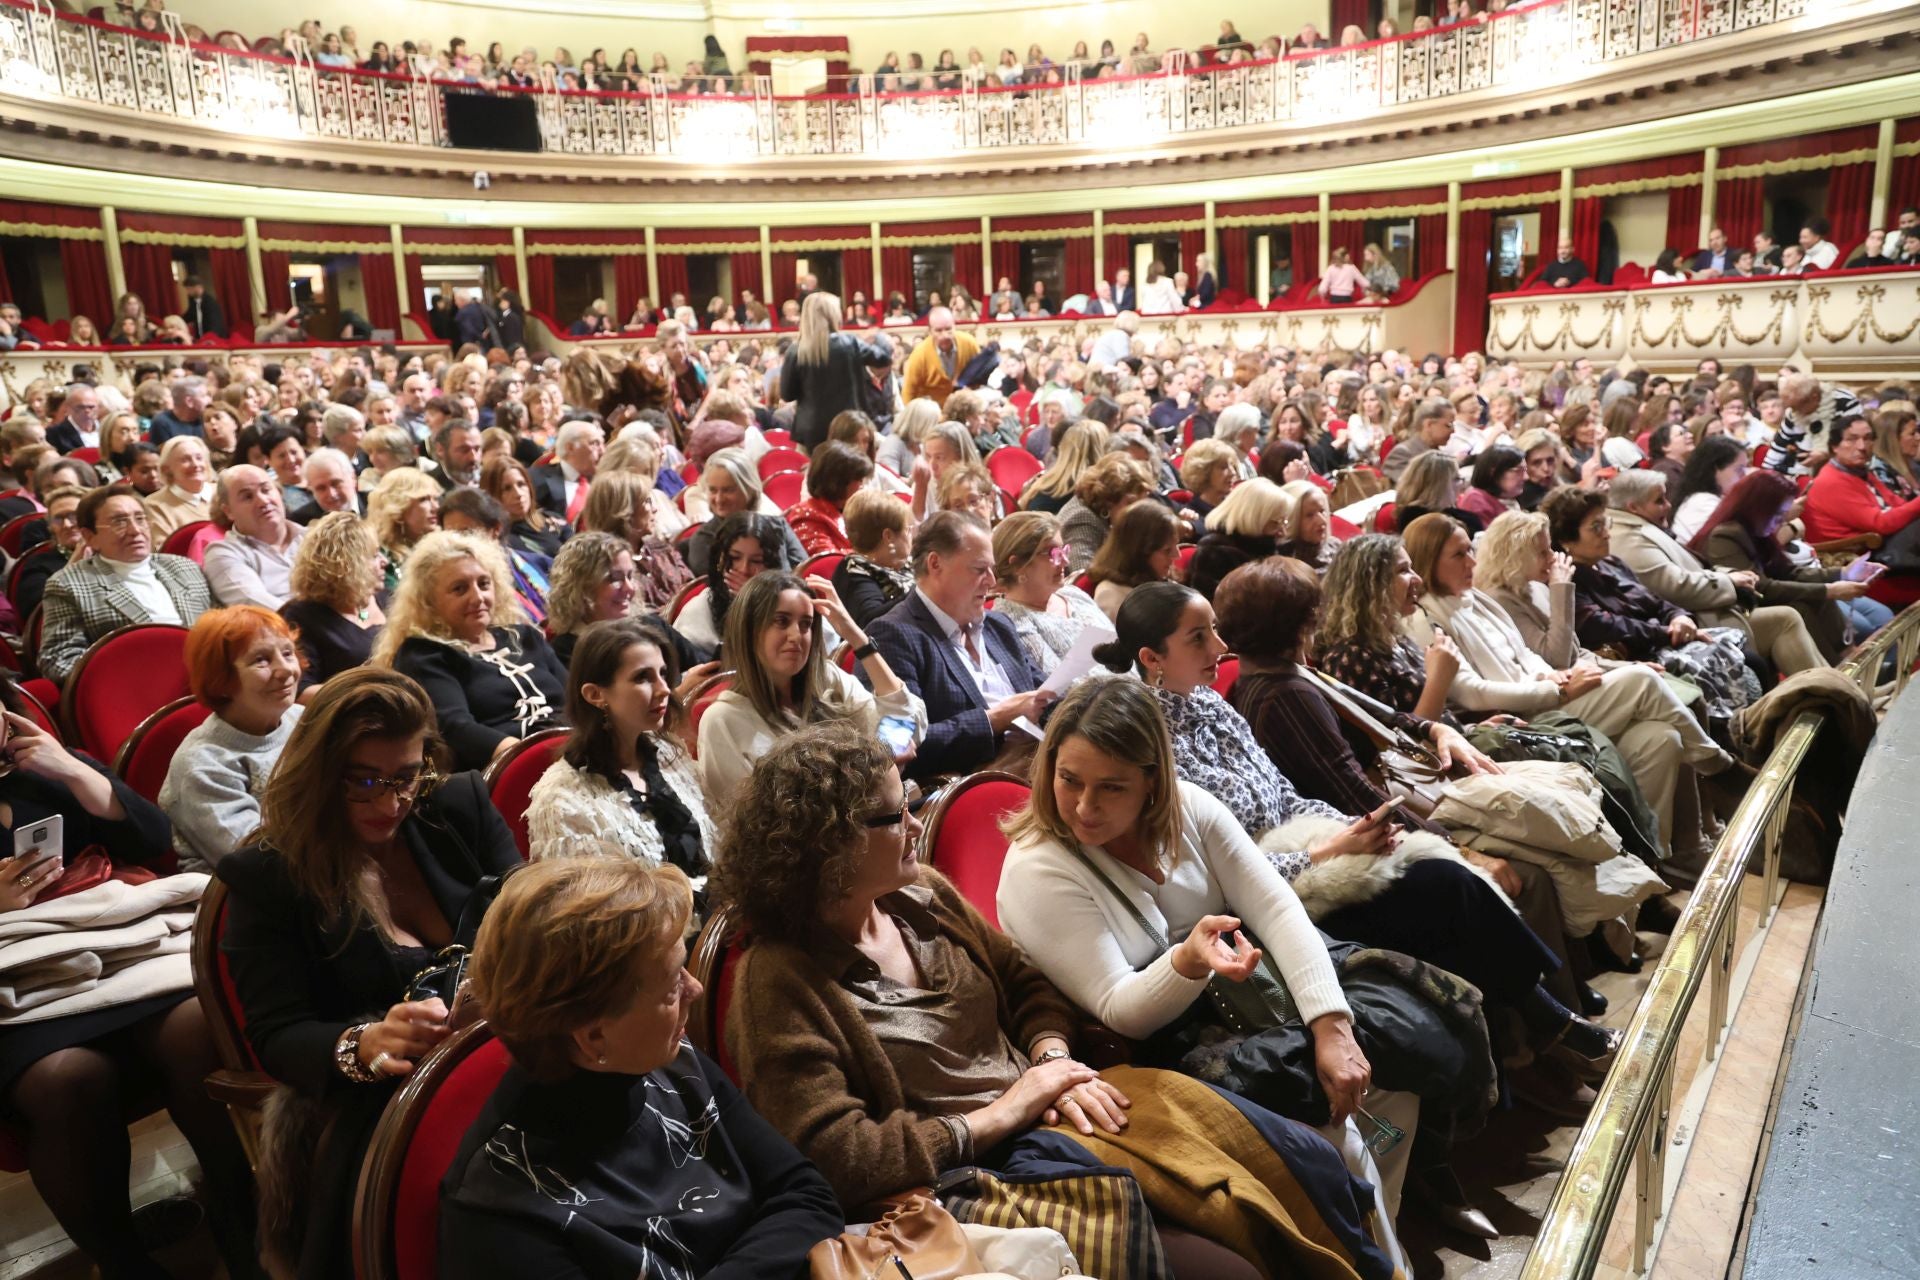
[374,530,568,771]
[575,468,693,611]
[280,511,385,684]
[365,466,442,593]
[716,721,1402,1278]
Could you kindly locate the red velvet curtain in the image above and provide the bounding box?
[653,255,689,311]
[1332,0,1373,38]
[1826,161,1874,248]
[1103,233,1131,284]
[493,254,520,295]
[257,250,292,314]
[1454,208,1494,354]
[728,250,763,304]
[1178,229,1206,274]
[1714,176,1765,249]
[358,252,400,332]
[1894,154,1920,222]
[1218,227,1248,292]
[60,239,114,324]
[1416,213,1449,281]
[525,254,556,319]
[991,241,1020,293]
[1664,184,1703,256]
[1570,197,1604,275]
[952,240,983,301]
[403,255,427,318]
[1064,237,1094,298]
[1291,222,1319,287]
[769,252,800,310]
[120,243,178,319]
[880,245,913,301]
[0,249,14,307]
[1537,201,1560,274]
[842,247,874,302]
[209,247,252,330]
[1328,220,1367,262]
[613,256,648,318]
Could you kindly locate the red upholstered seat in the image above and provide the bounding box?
[5,545,60,612]
[1174,543,1199,582]
[160,520,223,564]
[762,428,793,447]
[921,772,1031,928]
[60,625,192,763]
[66,446,102,465]
[355,1024,514,1280]
[686,674,732,757]
[762,469,806,511]
[0,513,40,558]
[1211,656,1240,699]
[1373,502,1398,533]
[986,446,1042,505]
[1330,514,1362,539]
[799,551,846,581]
[16,678,60,738]
[482,728,566,858]
[666,578,708,623]
[757,447,810,480]
[114,697,213,805]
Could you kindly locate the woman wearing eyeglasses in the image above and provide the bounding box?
[216,668,521,1279]
[989,511,1111,677]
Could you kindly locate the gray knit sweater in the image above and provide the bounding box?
[158,705,303,873]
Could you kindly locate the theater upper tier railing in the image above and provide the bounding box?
[0,0,1850,163]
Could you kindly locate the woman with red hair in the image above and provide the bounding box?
[159,605,305,871]
[1690,469,1889,660]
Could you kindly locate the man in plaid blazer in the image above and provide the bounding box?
[39,484,212,683]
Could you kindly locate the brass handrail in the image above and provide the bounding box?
[1521,604,1920,1277]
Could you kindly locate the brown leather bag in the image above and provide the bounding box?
[1307,668,1450,821]
[808,1193,985,1280]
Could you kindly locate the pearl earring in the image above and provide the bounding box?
[597,1054,608,1065]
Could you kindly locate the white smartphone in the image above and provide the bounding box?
[14,813,63,865]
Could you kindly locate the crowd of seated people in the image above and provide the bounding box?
[1534,212,1920,296]
[2,273,1918,1277]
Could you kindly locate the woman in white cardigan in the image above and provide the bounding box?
[998,676,1547,1240]
[1400,512,1730,858]
[526,618,718,883]
[696,571,924,804]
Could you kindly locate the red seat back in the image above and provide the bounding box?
[1329,514,1362,539]
[666,578,708,623]
[61,625,192,762]
[757,447,810,480]
[191,880,267,1074]
[5,545,59,612]
[482,729,566,858]
[0,513,40,558]
[355,1024,514,1280]
[799,551,845,582]
[922,772,1031,928]
[762,469,806,511]
[66,446,102,465]
[1174,543,1198,582]
[113,697,213,805]
[985,446,1042,503]
[161,520,223,564]
[1372,502,1398,533]
[1211,656,1240,699]
[762,429,793,447]
[687,675,732,754]
[687,906,748,1084]
[15,678,60,740]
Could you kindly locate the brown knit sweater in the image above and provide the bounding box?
[723,869,1081,1208]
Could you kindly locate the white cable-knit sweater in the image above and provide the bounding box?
[524,737,718,869]
[996,780,1350,1042]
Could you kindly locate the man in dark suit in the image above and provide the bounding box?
[44,381,99,456]
[865,511,1056,780]
[531,418,605,521]
[298,448,366,523]
[1111,268,1137,313]
[1541,238,1590,288]
[181,276,227,339]
[1690,228,1733,278]
[453,290,500,350]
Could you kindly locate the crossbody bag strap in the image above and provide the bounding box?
[1065,844,1174,957]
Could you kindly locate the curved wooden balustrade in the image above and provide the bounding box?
[1487,267,1920,380]
[0,0,1887,168]
[1520,604,1920,1278]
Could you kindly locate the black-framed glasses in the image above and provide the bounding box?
[862,800,909,828]
[343,767,441,805]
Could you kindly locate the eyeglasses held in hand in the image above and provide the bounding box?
[343,767,441,804]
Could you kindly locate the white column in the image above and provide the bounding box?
[100,207,126,304]
[1445,182,1462,271]
[1871,119,1897,232]
[980,216,994,298]
[244,215,266,320]
[870,220,883,302]
[1699,147,1719,249]
[1255,234,1271,307]
[1317,192,1332,271]
[511,227,530,304]
[1092,209,1105,285]
[390,224,409,318]
[644,227,659,303]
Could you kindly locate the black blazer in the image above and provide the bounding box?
[391,626,569,771]
[864,591,1043,779]
[1114,284,1137,312]
[778,333,892,451]
[184,292,227,339]
[45,420,84,456]
[215,771,520,1096]
[529,463,569,518]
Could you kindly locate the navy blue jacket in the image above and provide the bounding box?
[864,591,1043,779]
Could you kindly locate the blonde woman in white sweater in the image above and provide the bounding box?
[696,570,924,805]
[1400,512,1730,856]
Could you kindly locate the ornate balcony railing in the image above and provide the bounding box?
[0,0,1825,161]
